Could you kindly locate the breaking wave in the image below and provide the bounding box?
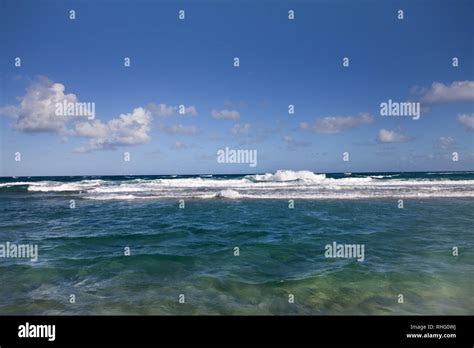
[216,189,242,199]
[1,170,473,200]
[248,170,326,182]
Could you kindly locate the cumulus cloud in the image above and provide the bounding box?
[74,120,109,138]
[437,136,456,149]
[413,81,474,104]
[159,124,200,135]
[0,77,180,152]
[146,103,197,117]
[0,76,76,134]
[0,105,20,118]
[211,109,240,120]
[300,113,373,134]
[73,107,152,152]
[181,105,198,116]
[231,123,250,135]
[146,103,176,117]
[458,113,474,131]
[377,129,412,143]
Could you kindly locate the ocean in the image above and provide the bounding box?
[0,170,473,315]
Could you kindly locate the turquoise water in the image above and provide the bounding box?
[0,171,473,314]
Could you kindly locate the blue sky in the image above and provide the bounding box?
[1,0,473,176]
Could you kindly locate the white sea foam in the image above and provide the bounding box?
[249,170,326,182]
[0,182,42,187]
[83,194,151,200]
[2,170,473,200]
[369,175,400,179]
[27,180,104,192]
[216,189,242,199]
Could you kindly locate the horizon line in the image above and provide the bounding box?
[2,169,474,179]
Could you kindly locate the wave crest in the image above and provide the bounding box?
[1,170,473,200]
[248,170,326,182]
[216,189,242,199]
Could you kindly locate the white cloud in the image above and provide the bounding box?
[0,105,20,118]
[211,109,240,120]
[377,129,412,143]
[146,103,197,117]
[74,107,152,152]
[300,113,373,134]
[437,136,456,149]
[413,81,474,104]
[146,103,176,117]
[182,105,198,116]
[74,120,109,138]
[458,113,474,131]
[231,123,250,135]
[0,76,76,134]
[0,78,166,152]
[159,124,200,135]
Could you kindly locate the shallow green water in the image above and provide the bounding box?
[1,188,472,314]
